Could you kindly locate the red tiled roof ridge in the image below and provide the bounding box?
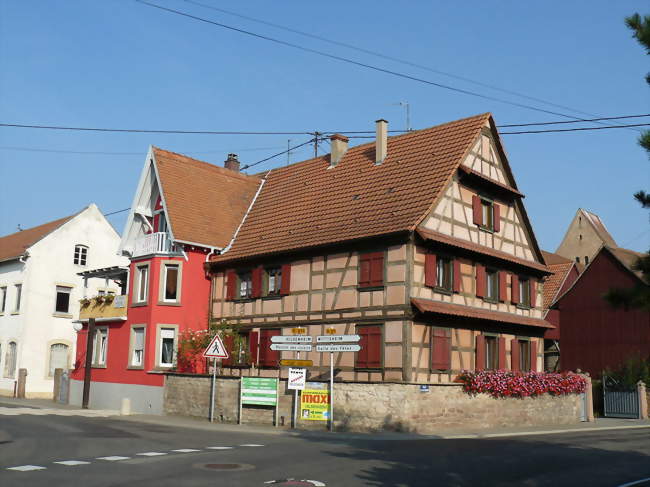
[153,147,261,183]
[541,250,572,265]
[0,212,79,262]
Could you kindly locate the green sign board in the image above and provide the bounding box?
[241,377,278,406]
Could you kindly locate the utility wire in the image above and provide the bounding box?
[182,0,608,121]
[103,208,130,217]
[241,138,316,170]
[0,145,285,156]
[134,0,615,123]
[499,113,650,128]
[0,123,310,136]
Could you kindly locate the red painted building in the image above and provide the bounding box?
[548,245,649,377]
[70,148,260,413]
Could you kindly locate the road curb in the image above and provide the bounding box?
[441,424,650,440]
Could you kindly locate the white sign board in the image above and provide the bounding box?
[316,344,361,353]
[113,295,127,308]
[288,368,307,390]
[271,336,313,343]
[316,335,361,343]
[270,344,313,352]
[203,334,229,359]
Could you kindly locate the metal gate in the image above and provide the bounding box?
[603,376,639,419]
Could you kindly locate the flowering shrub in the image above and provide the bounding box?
[456,370,587,399]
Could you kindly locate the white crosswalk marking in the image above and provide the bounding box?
[207,446,233,450]
[240,444,264,447]
[7,465,47,471]
[171,449,201,453]
[96,456,130,461]
[54,460,90,466]
[136,452,168,456]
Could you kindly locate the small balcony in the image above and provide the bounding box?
[133,232,180,257]
[78,295,128,322]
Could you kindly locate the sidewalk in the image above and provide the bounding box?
[2,396,650,441]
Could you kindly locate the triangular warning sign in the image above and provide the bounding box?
[203,334,229,359]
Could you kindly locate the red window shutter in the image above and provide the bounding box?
[359,254,371,288]
[511,274,519,304]
[475,335,485,371]
[493,204,501,232]
[221,334,235,366]
[367,326,382,368]
[356,327,369,368]
[279,264,291,296]
[472,195,482,226]
[425,253,437,288]
[530,279,537,308]
[431,328,451,370]
[498,272,507,302]
[226,270,237,301]
[529,340,538,372]
[251,266,263,299]
[259,329,280,367]
[498,337,506,370]
[370,252,384,287]
[453,259,461,293]
[475,264,486,298]
[511,339,520,372]
[248,331,259,365]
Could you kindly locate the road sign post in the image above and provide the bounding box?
[203,334,229,424]
[329,351,334,432]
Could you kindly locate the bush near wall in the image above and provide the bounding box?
[456,370,587,399]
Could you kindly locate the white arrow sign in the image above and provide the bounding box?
[271,336,313,343]
[270,344,313,352]
[203,334,229,359]
[316,335,361,343]
[316,344,361,353]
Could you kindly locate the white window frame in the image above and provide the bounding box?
[155,324,178,369]
[0,286,6,313]
[4,341,17,378]
[129,325,146,369]
[13,284,22,313]
[54,285,73,314]
[74,244,88,266]
[134,264,149,304]
[92,327,108,367]
[159,260,182,304]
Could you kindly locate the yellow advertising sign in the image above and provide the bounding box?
[300,389,330,421]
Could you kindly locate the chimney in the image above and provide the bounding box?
[224,153,240,172]
[375,119,388,165]
[329,133,349,168]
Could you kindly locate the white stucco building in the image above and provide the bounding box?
[0,204,127,398]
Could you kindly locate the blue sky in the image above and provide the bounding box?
[0,1,648,252]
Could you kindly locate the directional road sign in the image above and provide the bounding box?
[269,344,313,352]
[316,344,361,353]
[271,336,313,343]
[203,334,229,359]
[279,359,314,367]
[316,335,361,343]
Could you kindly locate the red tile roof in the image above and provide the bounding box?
[417,228,550,274]
[541,251,576,308]
[154,148,262,249]
[411,298,554,329]
[211,113,492,263]
[0,214,77,263]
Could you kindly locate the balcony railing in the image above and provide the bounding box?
[133,232,180,257]
[78,295,128,321]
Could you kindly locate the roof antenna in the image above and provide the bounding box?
[393,101,412,131]
[17,224,22,232]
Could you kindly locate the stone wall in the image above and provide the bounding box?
[164,373,583,433]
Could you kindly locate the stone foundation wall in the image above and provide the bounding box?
[164,373,583,433]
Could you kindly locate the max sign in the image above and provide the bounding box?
[300,389,330,421]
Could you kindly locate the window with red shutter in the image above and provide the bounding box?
[226,270,237,301]
[430,328,451,371]
[279,264,291,296]
[251,267,263,299]
[493,204,501,233]
[356,325,382,369]
[475,335,485,371]
[452,259,461,293]
[424,253,437,288]
[258,329,281,367]
[248,331,259,365]
[510,274,519,304]
[359,252,384,288]
[498,337,506,369]
[475,264,486,298]
[472,195,482,226]
[511,339,520,372]
[529,340,538,372]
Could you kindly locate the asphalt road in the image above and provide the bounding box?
[1,411,650,487]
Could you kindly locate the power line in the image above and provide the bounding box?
[182,0,608,121]
[0,145,286,156]
[103,208,130,217]
[500,113,650,128]
[499,122,650,134]
[0,123,310,136]
[134,0,615,123]
[241,138,316,170]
